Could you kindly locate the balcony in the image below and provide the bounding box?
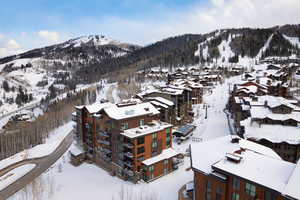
[124,161,133,168]
[72,112,77,122]
[102,148,111,154]
[118,152,124,160]
[99,140,110,146]
[100,131,110,137]
[124,169,134,177]
[85,123,91,129]
[123,142,134,149]
[124,152,134,158]
[103,155,112,162]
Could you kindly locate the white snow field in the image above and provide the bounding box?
[10,76,240,200]
[0,164,36,191]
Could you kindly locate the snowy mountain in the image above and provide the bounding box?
[0,24,299,115]
[0,35,140,115]
[195,24,300,66]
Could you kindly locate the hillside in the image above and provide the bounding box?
[195,24,300,66]
[0,35,139,114]
[0,24,300,115]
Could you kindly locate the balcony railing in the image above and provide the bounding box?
[102,148,111,154]
[100,131,110,137]
[103,155,112,162]
[72,113,77,122]
[123,142,134,149]
[118,152,124,160]
[124,161,133,168]
[124,169,134,177]
[99,140,110,146]
[124,152,134,158]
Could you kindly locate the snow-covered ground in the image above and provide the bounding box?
[0,122,73,171]
[0,164,36,191]
[10,75,242,200]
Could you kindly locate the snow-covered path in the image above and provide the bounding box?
[192,80,232,140]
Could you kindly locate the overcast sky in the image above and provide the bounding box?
[0,0,299,58]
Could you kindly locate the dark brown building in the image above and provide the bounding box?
[73,101,180,182]
[190,136,300,200]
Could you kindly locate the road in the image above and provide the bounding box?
[0,132,73,200]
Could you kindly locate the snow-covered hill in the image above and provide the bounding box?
[0,35,140,115]
[195,25,300,67]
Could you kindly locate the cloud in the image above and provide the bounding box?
[6,39,21,49]
[77,0,300,45]
[37,30,60,42]
[0,37,23,57]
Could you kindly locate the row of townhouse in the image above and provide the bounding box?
[72,100,181,183]
[137,78,204,125]
[228,63,300,163]
[189,135,300,200]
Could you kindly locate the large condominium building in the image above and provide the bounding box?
[72,100,180,182]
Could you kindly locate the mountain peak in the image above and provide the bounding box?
[67,35,117,47]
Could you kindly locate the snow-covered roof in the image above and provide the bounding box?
[283,160,300,199]
[121,120,172,139]
[104,102,160,120]
[190,135,280,174]
[142,148,179,166]
[150,100,168,109]
[241,118,300,144]
[69,145,84,156]
[146,97,174,107]
[85,102,115,114]
[213,151,295,193]
[250,106,300,122]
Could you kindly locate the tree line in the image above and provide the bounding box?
[0,88,96,160]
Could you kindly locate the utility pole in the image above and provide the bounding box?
[205,104,208,119]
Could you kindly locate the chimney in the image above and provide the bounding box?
[231,136,240,144]
[226,153,242,163]
[264,100,268,107]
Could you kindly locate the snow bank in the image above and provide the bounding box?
[0,122,73,171]
[0,164,36,190]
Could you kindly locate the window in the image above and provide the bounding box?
[206,181,212,193]
[149,165,154,172]
[137,146,145,154]
[149,173,154,180]
[232,192,239,200]
[206,193,212,200]
[164,159,169,165]
[245,183,256,197]
[166,128,171,134]
[152,140,158,148]
[121,122,129,130]
[166,135,171,147]
[265,190,278,200]
[152,133,157,139]
[137,137,145,145]
[140,119,144,126]
[216,186,222,200]
[164,168,168,175]
[206,181,212,192]
[233,177,240,190]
